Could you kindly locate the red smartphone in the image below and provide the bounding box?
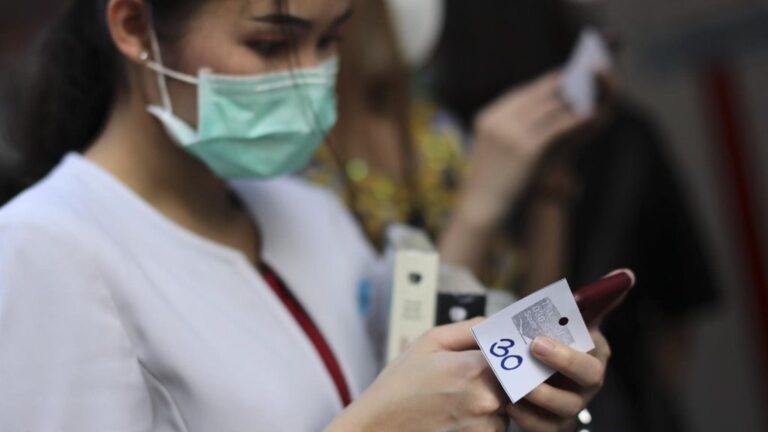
[574,269,636,327]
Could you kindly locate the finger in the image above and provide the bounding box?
[526,96,570,124]
[416,317,485,353]
[524,383,584,418]
[457,415,509,432]
[528,70,563,99]
[531,337,605,389]
[520,73,570,118]
[542,102,587,126]
[482,368,511,411]
[533,107,586,144]
[463,389,505,419]
[492,71,562,118]
[507,403,561,432]
[462,367,507,416]
[589,330,611,364]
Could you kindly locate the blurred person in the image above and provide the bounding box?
[0,1,612,431]
[308,0,593,286]
[432,0,718,431]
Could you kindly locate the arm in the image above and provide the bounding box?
[438,72,590,273]
[0,224,154,431]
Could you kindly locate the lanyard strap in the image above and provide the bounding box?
[259,262,352,407]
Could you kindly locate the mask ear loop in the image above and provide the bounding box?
[146,17,174,113]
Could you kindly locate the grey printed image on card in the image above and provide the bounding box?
[472,279,594,402]
[513,298,574,345]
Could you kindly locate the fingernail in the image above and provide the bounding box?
[532,337,556,356]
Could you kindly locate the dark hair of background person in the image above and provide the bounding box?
[0,0,288,205]
[431,0,581,128]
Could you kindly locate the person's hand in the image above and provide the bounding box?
[327,318,509,432]
[459,71,592,226]
[440,71,594,270]
[506,330,611,432]
[474,71,588,166]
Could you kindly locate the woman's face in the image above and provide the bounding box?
[144,0,352,125]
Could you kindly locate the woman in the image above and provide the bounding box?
[0,1,610,431]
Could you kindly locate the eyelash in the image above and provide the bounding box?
[248,34,344,58]
[249,39,293,58]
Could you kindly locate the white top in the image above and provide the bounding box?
[0,154,379,432]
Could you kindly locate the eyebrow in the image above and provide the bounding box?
[252,7,354,30]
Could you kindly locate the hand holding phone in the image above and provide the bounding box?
[574,269,636,327]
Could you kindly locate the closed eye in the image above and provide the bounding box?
[248,39,293,58]
[318,35,344,51]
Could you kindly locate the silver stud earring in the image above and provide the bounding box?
[139,50,149,62]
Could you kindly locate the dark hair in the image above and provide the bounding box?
[2,0,286,204]
[1,0,206,203]
[431,0,581,128]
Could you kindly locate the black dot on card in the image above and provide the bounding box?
[559,317,570,326]
[409,273,422,285]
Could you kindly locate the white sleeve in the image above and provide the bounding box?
[0,223,154,432]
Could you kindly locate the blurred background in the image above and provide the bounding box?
[602,0,768,430]
[1,0,766,431]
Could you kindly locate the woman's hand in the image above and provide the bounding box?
[440,71,592,270]
[465,71,591,219]
[507,330,611,432]
[328,319,611,432]
[327,318,509,432]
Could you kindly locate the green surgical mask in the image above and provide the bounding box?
[143,28,338,180]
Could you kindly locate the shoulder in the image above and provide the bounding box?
[0,153,124,245]
[0,169,111,256]
[0,162,126,301]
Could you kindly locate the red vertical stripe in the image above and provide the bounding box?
[703,64,768,378]
[259,263,353,407]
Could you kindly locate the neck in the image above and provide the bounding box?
[85,89,238,229]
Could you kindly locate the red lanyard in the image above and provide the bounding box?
[258,262,352,407]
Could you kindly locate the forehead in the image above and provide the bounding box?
[213,0,352,20]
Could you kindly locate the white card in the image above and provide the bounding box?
[560,28,612,116]
[472,279,594,403]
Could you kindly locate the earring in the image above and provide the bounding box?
[139,50,149,62]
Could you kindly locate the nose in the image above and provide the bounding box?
[294,43,333,69]
[292,46,317,68]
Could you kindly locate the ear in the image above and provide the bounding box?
[106,0,151,64]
